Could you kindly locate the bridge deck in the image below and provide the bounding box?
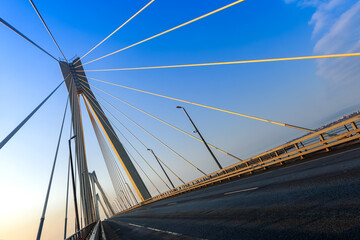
[101,147,360,239]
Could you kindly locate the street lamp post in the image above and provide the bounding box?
[176,106,223,170]
[68,135,80,233]
[147,149,175,188]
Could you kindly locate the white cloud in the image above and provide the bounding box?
[287,0,360,84]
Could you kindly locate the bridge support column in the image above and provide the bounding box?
[60,58,151,203]
[59,60,96,225]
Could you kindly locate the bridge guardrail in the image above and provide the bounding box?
[66,222,97,240]
[117,114,360,214]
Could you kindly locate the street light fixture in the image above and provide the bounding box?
[147,148,175,189]
[176,106,223,170]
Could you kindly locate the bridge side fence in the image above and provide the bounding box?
[66,222,97,240]
[115,114,360,215]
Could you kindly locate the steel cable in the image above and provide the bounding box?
[77,0,246,68]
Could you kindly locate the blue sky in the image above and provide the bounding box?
[1,0,360,239]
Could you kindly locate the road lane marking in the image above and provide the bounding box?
[128,222,182,236]
[146,226,182,236]
[168,202,177,206]
[224,187,259,195]
[128,223,144,228]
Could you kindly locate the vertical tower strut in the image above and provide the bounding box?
[90,171,115,216]
[89,172,100,221]
[97,194,110,219]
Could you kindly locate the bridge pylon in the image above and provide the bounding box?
[59,58,151,222]
[59,60,96,225]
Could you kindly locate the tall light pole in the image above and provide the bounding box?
[176,106,223,170]
[68,135,80,233]
[147,149,175,189]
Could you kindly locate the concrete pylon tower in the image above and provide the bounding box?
[59,60,96,225]
[59,59,151,218]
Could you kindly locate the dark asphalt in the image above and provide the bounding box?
[102,147,360,240]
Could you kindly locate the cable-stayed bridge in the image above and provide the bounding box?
[1,1,360,239]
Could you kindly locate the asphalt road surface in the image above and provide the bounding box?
[102,147,360,240]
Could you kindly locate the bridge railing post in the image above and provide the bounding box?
[258,157,267,170]
[318,133,330,152]
[274,151,283,165]
[350,122,359,137]
[294,143,304,159]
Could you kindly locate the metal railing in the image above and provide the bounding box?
[117,114,360,215]
[66,222,97,240]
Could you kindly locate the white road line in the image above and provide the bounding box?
[128,222,182,236]
[224,187,259,195]
[128,223,143,228]
[146,227,181,236]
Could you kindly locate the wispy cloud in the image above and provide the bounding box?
[287,0,360,84]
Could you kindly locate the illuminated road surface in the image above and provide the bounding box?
[102,147,360,240]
